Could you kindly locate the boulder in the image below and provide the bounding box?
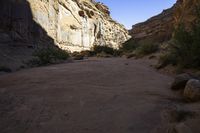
[171,73,193,90]
[184,79,200,101]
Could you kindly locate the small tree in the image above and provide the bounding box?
[173,7,200,68]
[159,4,200,69]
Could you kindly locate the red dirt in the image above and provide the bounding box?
[0,58,178,133]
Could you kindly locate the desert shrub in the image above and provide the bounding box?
[0,66,12,72]
[157,25,192,68]
[158,5,200,69]
[92,45,121,56]
[157,53,177,69]
[71,50,95,60]
[80,50,95,57]
[135,41,159,57]
[93,45,114,55]
[29,47,69,66]
[172,24,193,66]
[120,38,139,53]
[71,52,84,60]
[120,38,159,57]
[162,22,200,68]
[96,51,112,58]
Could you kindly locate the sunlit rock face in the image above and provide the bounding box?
[28,0,130,51]
[0,0,130,52]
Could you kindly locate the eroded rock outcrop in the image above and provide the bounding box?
[129,4,176,42]
[174,0,200,30]
[130,0,199,42]
[0,0,130,52]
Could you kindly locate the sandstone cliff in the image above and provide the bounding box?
[130,0,199,42]
[174,0,200,30]
[129,4,176,42]
[0,0,130,52]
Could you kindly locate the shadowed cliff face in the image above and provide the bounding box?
[0,0,54,47]
[0,0,57,70]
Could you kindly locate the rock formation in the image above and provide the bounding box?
[130,0,199,42]
[0,0,130,52]
[129,4,176,42]
[174,0,200,30]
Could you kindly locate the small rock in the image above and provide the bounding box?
[184,79,200,101]
[171,73,193,90]
[64,112,69,117]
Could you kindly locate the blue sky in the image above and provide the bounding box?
[96,0,176,29]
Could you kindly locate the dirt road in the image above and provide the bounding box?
[0,58,174,133]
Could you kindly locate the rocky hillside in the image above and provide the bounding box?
[0,0,130,52]
[129,4,176,42]
[174,0,200,30]
[130,0,199,42]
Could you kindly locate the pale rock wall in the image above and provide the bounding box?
[27,0,130,52]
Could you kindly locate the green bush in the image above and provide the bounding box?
[71,50,95,60]
[92,45,121,57]
[158,5,200,69]
[80,50,95,57]
[157,53,177,69]
[71,52,84,60]
[93,45,114,55]
[164,22,200,68]
[120,38,139,53]
[30,47,69,66]
[120,38,159,57]
[135,41,159,57]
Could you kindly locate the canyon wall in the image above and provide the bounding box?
[174,0,200,30]
[130,0,199,42]
[129,5,176,42]
[0,0,130,52]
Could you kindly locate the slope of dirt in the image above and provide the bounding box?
[0,58,177,133]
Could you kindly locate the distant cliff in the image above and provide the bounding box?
[130,0,199,42]
[0,0,130,52]
[129,4,176,42]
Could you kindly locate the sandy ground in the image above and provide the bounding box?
[0,57,197,133]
